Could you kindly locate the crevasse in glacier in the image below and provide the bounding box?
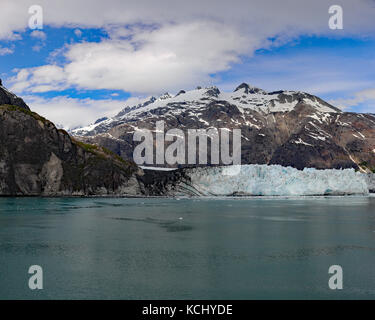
[183,165,369,196]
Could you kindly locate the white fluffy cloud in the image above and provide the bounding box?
[4,0,375,95]
[23,95,139,129]
[329,88,375,112]
[1,0,375,39]
[10,22,255,94]
[30,30,46,40]
[10,65,69,92]
[0,46,13,56]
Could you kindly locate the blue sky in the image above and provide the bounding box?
[1,0,375,128]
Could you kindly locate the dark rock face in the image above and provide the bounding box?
[94,117,108,124]
[205,86,221,97]
[0,105,142,196]
[72,84,375,173]
[176,90,186,96]
[137,169,191,196]
[234,83,266,95]
[0,81,30,110]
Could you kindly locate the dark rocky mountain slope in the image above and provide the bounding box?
[0,84,144,196]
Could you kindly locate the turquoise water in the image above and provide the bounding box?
[0,197,375,299]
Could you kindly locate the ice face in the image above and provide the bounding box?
[183,164,369,196]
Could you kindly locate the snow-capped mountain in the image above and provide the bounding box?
[71,83,375,172]
[72,83,340,136]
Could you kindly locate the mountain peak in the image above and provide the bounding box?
[234,83,266,95]
[204,86,220,97]
[0,80,30,110]
[175,90,186,97]
[159,92,172,100]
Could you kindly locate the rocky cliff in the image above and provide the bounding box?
[0,84,143,196]
[0,79,30,110]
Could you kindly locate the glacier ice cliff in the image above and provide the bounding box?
[165,165,370,196]
[364,173,375,193]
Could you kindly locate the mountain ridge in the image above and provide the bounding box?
[71,83,375,172]
[72,83,341,136]
[0,82,374,196]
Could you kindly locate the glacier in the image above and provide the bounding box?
[176,165,370,196]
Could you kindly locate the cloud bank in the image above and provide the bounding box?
[1,0,375,127]
[4,0,375,95]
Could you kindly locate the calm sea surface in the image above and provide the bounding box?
[0,197,375,299]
